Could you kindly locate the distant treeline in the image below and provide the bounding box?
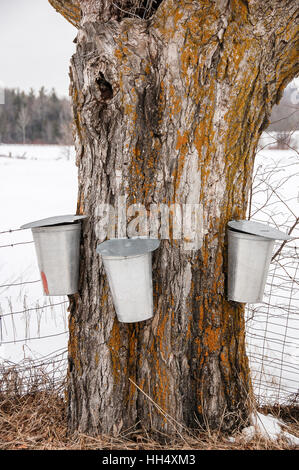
[268,84,299,132]
[0,88,73,145]
[0,83,297,145]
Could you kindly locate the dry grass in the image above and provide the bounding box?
[1,391,298,450]
[0,364,298,450]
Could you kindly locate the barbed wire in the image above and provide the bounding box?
[0,280,40,288]
[0,347,68,368]
[0,239,298,404]
[0,301,68,319]
[0,210,298,403]
[0,228,27,235]
[245,241,299,404]
[0,330,68,345]
[0,241,34,249]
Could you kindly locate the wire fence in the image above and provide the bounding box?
[0,129,298,403]
[0,349,67,395]
[0,231,68,394]
[246,244,299,405]
[0,226,298,405]
[0,223,69,394]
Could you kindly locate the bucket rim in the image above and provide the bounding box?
[20,214,87,230]
[227,230,275,242]
[101,252,152,260]
[32,223,82,233]
[117,313,154,323]
[228,219,293,241]
[96,238,160,257]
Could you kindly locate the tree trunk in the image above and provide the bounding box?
[49,0,299,436]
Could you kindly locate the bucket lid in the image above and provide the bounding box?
[20,214,88,229]
[96,238,160,257]
[228,220,293,241]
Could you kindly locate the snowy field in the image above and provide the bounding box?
[245,138,299,404]
[0,144,77,369]
[0,139,298,404]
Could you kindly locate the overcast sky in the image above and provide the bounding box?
[0,0,76,98]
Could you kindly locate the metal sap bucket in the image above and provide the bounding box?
[227,220,293,303]
[21,215,87,296]
[96,238,160,323]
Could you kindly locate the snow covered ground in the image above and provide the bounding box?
[0,144,77,366]
[258,129,299,152]
[245,143,299,405]
[0,143,76,163]
[0,140,298,405]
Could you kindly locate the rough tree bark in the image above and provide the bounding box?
[49,0,299,436]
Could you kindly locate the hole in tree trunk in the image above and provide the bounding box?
[112,0,164,20]
[96,73,113,101]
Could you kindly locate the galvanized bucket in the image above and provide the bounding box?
[21,215,87,296]
[96,238,160,323]
[227,220,292,303]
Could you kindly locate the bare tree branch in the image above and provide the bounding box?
[272,216,299,262]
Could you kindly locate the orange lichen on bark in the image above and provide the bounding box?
[108,320,122,383]
[48,0,81,28]
[198,303,204,332]
[173,129,190,199]
[95,352,99,366]
[126,327,138,405]
[213,248,224,292]
[156,311,170,356]
[100,283,109,308]
[70,83,84,145]
[68,315,81,374]
[204,326,221,354]
[230,0,248,22]
[169,84,182,115]
[148,313,172,415]
[76,190,85,215]
[175,129,189,151]
[155,363,170,420]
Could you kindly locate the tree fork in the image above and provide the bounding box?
[49,0,299,436]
